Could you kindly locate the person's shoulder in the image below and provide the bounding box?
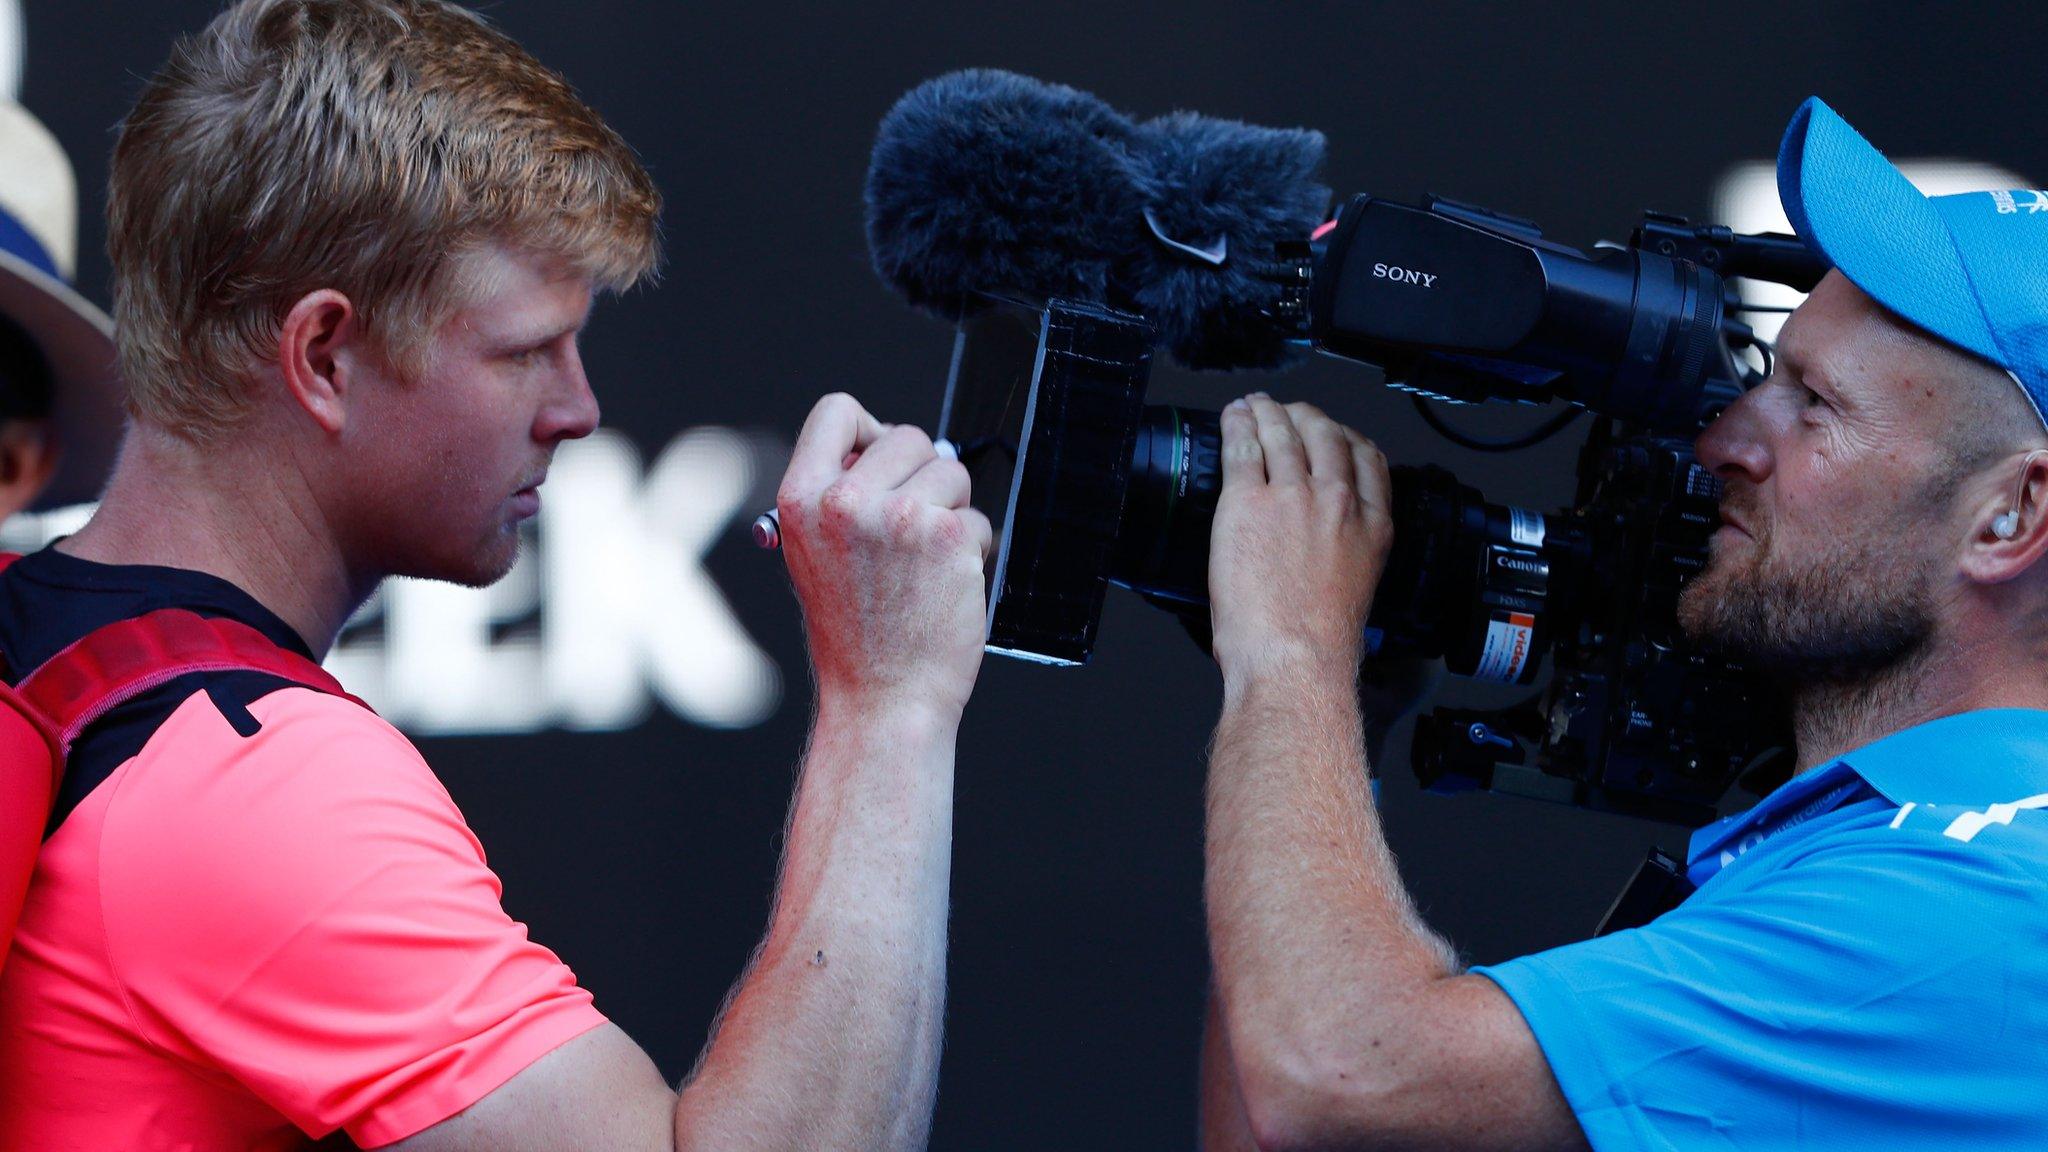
[98,682,485,969]
[1788,791,2048,878]
[1889,794,2048,855]
[82,683,600,1141]
[240,681,431,779]
[124,677,451,819]
[1717,792,2048,942]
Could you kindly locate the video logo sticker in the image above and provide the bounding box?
[1474,610,1535,683]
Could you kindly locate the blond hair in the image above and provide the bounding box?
[108,0,662,438]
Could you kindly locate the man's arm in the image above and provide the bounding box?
[397,392,988,1151]
[1199,395,1584,1152]
[1198,659,1436,1152]
[1199,983,1259,1152]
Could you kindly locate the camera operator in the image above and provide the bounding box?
[1198,101,2048,1151]
[0,2,986,1148]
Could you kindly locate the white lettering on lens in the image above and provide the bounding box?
[1371,262,1437,288]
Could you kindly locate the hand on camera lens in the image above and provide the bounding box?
[1208,394,1393,685]
[776,393,993,720]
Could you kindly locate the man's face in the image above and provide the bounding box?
[1678,272,1968,685]
[342,244,599,588]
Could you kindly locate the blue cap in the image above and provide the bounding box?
[1778,97,2048,430]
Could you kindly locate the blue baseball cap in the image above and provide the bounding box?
[1777,97,2048,431]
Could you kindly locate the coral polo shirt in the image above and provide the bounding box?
[0,548,606,1149]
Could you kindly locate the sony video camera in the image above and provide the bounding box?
[936,194,1827,827]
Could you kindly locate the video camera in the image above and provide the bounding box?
[937,193,1827,827]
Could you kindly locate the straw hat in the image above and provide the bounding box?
[0,99,121,509]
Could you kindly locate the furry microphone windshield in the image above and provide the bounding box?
[864,69,1150,321]
[865,69,1330,371]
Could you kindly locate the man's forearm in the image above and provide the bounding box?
[1205,659,1458,1145]
[1198,397,1584,1152]
[673,697,956,1152]
[1200,984,1259,1152]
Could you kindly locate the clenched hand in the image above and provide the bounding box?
[775,393,992,721]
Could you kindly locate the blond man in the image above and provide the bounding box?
[0,2,986,1149]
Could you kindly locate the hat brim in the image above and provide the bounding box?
[1777,98,2005,369]
[0,248,123,510]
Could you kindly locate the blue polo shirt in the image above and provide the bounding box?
[1474,709,2048,1150]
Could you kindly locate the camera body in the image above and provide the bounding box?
[1411,429,1791,825]
[938,194,1823,825]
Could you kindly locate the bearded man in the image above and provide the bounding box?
[1194,98,2048,1150]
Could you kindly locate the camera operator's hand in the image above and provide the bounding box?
[1208,393,1392,686]
[776,392,992,720]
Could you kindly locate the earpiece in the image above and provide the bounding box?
[1991,449,2048,542]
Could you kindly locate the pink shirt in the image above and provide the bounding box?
[0,684,605,1148]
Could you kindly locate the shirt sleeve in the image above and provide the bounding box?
[1471,818,2048,1152]
[96,686,609,1148]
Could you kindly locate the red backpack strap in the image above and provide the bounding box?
[15,609,369,754]
[0,550,51,766]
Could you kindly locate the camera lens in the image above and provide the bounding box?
[1111,406,1221,605]
[1109,405,1572,685]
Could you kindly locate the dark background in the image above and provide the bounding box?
[16,1,2048,1146]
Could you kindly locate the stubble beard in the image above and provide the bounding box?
[378,517,525,591]
[1676,496,1939,689]
[449,525,525,590]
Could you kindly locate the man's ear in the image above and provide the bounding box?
[278,290,359,436]
[1961,451,2048,585]
[0,418,60,521]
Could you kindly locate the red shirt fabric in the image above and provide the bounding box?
[0,550,605,1148]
